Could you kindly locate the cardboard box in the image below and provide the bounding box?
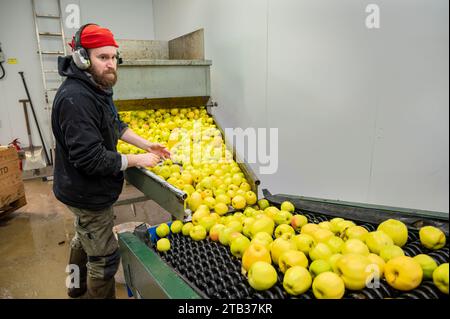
[0,146,26,214]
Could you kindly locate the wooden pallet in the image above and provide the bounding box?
[0,195,27,219]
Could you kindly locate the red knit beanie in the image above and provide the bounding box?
[70,24,118,50]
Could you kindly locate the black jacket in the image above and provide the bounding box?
[52,56,128,210]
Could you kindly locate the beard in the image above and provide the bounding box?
[89,67,118,88]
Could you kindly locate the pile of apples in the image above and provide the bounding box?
[117,107,258,214]
[154,200,449,299]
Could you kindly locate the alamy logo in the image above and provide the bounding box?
[366,4,381,29]
[66,264,80,289]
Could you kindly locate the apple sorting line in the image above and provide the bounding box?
[118,198,448,299]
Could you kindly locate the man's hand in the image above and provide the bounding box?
[127,153,161,168]
[146,143,171,159]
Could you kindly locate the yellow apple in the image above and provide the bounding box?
[312,229,334,244]
[156,238,171,252]
[326,236,345,254]
[293,234,316,256]
[251,232,274,249]
[242,243,272,271]
[170,220,183,234]
[257,199,270,210]
[318,221,333,231]
[329,218,345,233]
[280,201,295,213]
[342,226,369,242]
[291,214,308,232]
[309,243,333,261]
[341,239,370,256]
[336,253,372,290]
[248,261,278,291]
[274,224,295,238]
[219,227,239,246]
[274,210,293,225]
[209,224,226,241]
[377,219,408,247]
[244,191,257,205]
[189,225,207,241]
[433,263,449,294]
[379,245,404,262]
[156,223,170,238]
[329,254,343,273]
[336,220,356,237]
[264,206,280,220]
[181,222,193,236]
[419,226,446,250]
[413,254,438,280]
[283,266,312,296]
[278,250,309,273]
[198,215,216,232]
[188,191,203,211]
[250,216,275,238]
[312,272,346,299]
[232,195,247,210]
[230,235,251,258]
[385,256,423,291]
[270,238,297,265]
[367,253,386,278]
[365,231,394,254]
[301,223,320,237]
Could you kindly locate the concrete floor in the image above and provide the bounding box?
[0,178,172,299]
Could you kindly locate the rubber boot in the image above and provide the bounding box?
[87,276,116,299]
[67,246,88,298]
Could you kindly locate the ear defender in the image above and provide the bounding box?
[72,23,97,70]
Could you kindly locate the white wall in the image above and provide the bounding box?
[0,0,155,150]
[152,0,449,212]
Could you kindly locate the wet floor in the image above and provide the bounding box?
[0,179,172,299]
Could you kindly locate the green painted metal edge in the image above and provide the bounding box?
[119,232,201,299]
[277,193,448,220]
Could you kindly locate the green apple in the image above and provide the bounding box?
[309,243,333,261]
[251,232,273,249]
[242,243,272,272]
[309,259,332,278]
[274,210,293,225]
[242,217,256,238]
[230,235,251,258]
[257,199,270,210]
[385,256,423,291]
[243,207,256,217]
[156,238,171,252]
[156,223,170,238]
[291,215,308,232]
[209,224,225,241]
[365,231,394,254]
[326,236,345,254]
[419,226,446,250]
[278,250,309,273]
[181,222,194,236]
[379,245,404,262]
[283,266,312,296]
[270,238,297,265]
[248,261,278,291]
[189,225,207,241]
[280,201,295,213]
[250,216,275,238]
[413,254,438,280]
[274,224,295,238]
[341,239,370,256]
[342,226,369,242]
[335,253,372,290]
[312,272,346,299]
[336,220,356,237]
[377,219,408,247]
[227,220,243,233]
[293,234,316,255]
[433,263,449,294]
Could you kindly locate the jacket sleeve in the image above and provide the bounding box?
[58,94,122,176]
[117,114,129,138]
